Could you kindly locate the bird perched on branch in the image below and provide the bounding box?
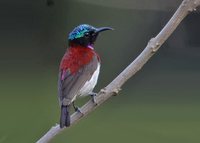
[58,24,113,128]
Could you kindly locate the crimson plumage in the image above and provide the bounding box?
[60,45,100,76]
[58,46,100,105]
[58,24,113,128]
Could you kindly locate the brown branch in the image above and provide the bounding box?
[36,0,200,142]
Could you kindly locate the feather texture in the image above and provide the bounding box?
[58,46,100,106]
[58,24,112,128]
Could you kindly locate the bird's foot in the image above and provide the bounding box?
[89,92,97,97]
[72,102,84,116]
[74,106,84,116]
[75,107,83,114]
[89,92,98,105]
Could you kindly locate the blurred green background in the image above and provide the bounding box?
[1,0,200,142]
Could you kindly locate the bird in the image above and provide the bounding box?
[58,24,113,128]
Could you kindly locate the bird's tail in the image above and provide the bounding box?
[60,105,70,128]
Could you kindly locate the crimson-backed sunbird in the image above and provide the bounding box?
[58,24,113,128]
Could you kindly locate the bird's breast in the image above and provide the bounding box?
[60,47,100,75]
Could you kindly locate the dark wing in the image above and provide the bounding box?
[58,56,99,106]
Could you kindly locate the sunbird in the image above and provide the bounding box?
[58,24,113,128]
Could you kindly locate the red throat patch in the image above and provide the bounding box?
[60,46,100,77]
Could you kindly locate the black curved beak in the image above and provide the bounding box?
[95,27,114,33]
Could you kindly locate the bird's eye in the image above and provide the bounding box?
[84,32,90,37]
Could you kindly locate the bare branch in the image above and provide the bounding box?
[36,0,200,142]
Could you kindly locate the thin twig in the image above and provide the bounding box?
[36,0,200,142]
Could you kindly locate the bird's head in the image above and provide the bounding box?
[68,24,113,47]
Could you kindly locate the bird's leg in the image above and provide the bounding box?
[72,101,84,115]
[72,101,78,111]
[89,92,98,105]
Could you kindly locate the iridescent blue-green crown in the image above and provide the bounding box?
[68,24,96,40]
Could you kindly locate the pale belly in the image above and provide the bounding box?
[72,64,100,101]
